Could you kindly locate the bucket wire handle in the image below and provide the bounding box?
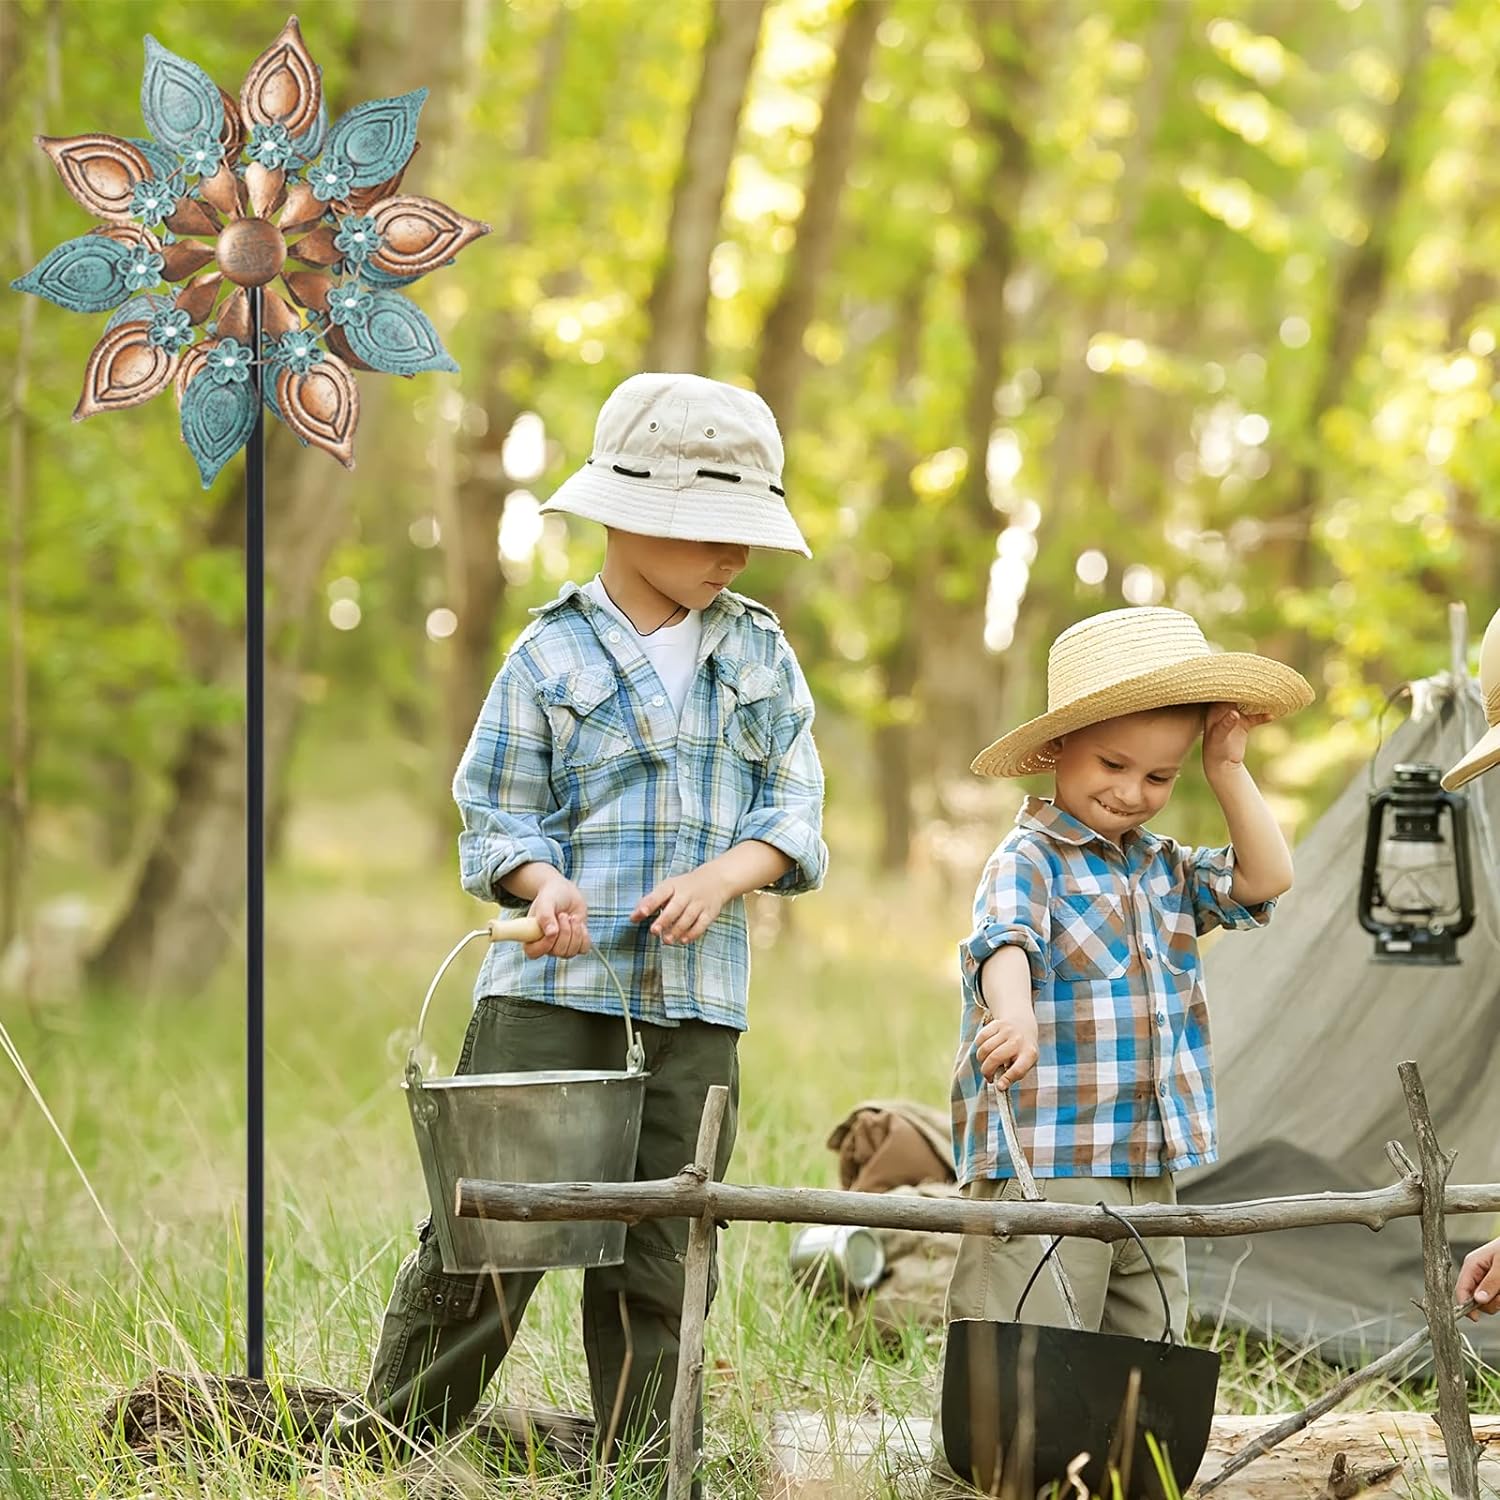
[411,917,645,1078]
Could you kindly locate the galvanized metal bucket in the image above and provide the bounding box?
[404,917,647,1275]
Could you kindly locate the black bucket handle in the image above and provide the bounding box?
[1012,1201,1175,1343]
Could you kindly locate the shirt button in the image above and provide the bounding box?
[1159,1082,1168,1097]
[607,629,622,644]
[652,694,666,708]
[1156,1011,1166,1025]
[1142,943,1154,960]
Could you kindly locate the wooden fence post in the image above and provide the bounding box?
[666,1083,729,1500]
[1399,1059,1479,1499]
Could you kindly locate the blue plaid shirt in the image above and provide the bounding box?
[455,582,827,1029]
[951,796,1275,1183]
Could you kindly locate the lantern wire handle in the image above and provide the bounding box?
[1367,683,1413,793]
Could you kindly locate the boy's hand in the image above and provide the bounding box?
[1458,1237,1500,1318]
[1202,703,1271,778]
[525,874,591,960]
[632,864,731,945]
[976,1006,1039,1088]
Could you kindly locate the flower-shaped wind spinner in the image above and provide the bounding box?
[12,16,489,485]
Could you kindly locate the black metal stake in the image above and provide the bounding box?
[246,283,265,1381]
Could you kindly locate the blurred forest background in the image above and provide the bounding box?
[3,0,1498,990]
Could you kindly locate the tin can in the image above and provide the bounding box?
[787,1224,886,1295]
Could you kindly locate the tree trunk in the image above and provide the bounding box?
[752,0,884,435]
[645,0,766,373]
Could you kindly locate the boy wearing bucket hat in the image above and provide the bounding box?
[931,607,1312,1491]
[350,374,827,1487]
[1443,604,1500,1320]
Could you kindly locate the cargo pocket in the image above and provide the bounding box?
[538,665,630,769]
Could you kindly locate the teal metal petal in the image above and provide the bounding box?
[11,234,137,313]
[291,94,328,164]
[141,35,224,155]
[128,135,180,182]
[181,368,258,487]
[358,260,437,290]
[106,291,175,331]
[338,289,458,375]
[325,88,426,188]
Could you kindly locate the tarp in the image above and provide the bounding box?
[1183,671,1500,1361]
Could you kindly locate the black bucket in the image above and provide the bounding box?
[941,1207,1220,1498]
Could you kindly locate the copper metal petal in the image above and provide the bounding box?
[216,287,251,344]
[340,142,418,214]
[289,225,341,268]
[278,179,325,235]
[38,134,152,224]
[322,322,376,372]
[368,194,490,277]
[161,240,218,281]
[175,339,216,415]
[245,162,286,220]
[92,223,161,253]
[281,270,335,311]
[74,321,176,420]
[262,290,302,338]
[199,161,244,219]
[239,16,321,138]
[219,89,246,164]
[176,272,224,324]
[276,355,359,468]
[165,198,222,237]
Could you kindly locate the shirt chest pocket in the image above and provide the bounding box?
[1144,872,1198,976]
[1051,892,1129,983]
[715,657,780,764]
[538,666,631,770]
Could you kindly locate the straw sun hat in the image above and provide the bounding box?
[1442,605,1500,790]
[971,607,1315,779]
[540,372,810,556]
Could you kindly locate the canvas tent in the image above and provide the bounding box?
[1182,663,1500,1362]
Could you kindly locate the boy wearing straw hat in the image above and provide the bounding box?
[932,607,1312,1490]
[1443,604,1500,1319]
[347,373,827,1490]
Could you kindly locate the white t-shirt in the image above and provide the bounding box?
[584,576,704,722]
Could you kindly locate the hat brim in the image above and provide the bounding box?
[1442,722,1500,791]
[540,464,811,557]
[971,654,1315,778]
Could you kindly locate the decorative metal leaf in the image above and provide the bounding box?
[322,322,377,372]
[161,240,217,282]
[127,135,180,182]
[358,261,430,290]
[181,363,258,487]
[324,87,426,188]
[75,321,176,420]
[277,354,358,468]
[216,287,251,344]
[341,143,416,213]
[219,89,247,164]
[246,162,286,220]
[289,225,341,267]
[164,198,221,237]
[282,271,335,311]
[37,135,151,224]
[368,195,489,279]
[106,292,175,332]
[140,35,224,153]
[262,291,302,339]
[175,273,223,324]
[199,162,244,219]
[175,340,215,409]
[11,234,138,313]
[278,179,325,235]
[338,289,457,376]
[239,16,321,137]
[291,96,328,162]
[92,223,160,252]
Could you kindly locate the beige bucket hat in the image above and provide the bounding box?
[1442,606,1500,790]
[972,606,1315,778]
[540,372,810,556]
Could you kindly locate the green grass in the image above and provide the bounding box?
[0,765,1494,1497]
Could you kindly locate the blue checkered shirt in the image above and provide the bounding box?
[455,582,827,1029]
[951,796,1275,1183]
